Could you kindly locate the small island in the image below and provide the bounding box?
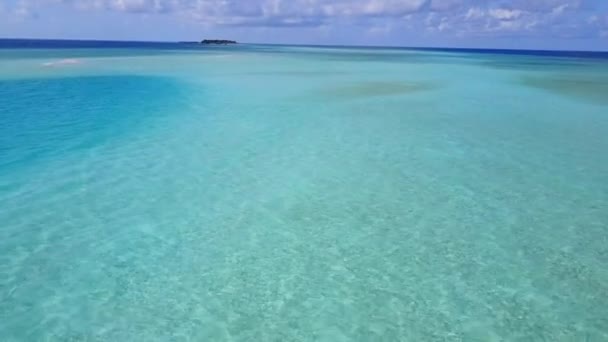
[201,39,237,45]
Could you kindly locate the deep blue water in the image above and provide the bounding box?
[2,38,608,59]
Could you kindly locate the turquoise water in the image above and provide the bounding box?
[1,44,607,341]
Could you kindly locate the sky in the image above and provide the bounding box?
[1,0,607,50]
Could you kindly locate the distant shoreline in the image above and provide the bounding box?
[201,39,237,45]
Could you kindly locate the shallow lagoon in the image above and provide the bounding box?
[1,43,607,341]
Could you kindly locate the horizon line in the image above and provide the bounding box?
[1,37,607,54]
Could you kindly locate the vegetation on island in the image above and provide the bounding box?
[201,39,237,45]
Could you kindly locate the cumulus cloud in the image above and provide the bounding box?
[423,0,606,38]
[9,0,608,39]
[488,9,523,21]
[49,0,435,27]
[430,0,465,12]
[1,0,38,20]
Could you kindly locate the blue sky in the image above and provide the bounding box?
[1,0,607,50]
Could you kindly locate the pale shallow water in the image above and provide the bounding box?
[1,43,607,341]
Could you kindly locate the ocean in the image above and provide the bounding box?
[1,39,607,341]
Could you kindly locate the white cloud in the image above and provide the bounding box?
[550,4,570,16]
[465,7,484,20]
[488,9,523,21]
[0,0,37,20]
[57,0,433,27]
[9,0,606,41]
[587,15,598,24]
[430,0,464,12]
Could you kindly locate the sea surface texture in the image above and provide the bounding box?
[1,40,607,341]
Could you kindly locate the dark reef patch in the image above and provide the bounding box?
[520,74,608,105]
[320,81,436,100]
